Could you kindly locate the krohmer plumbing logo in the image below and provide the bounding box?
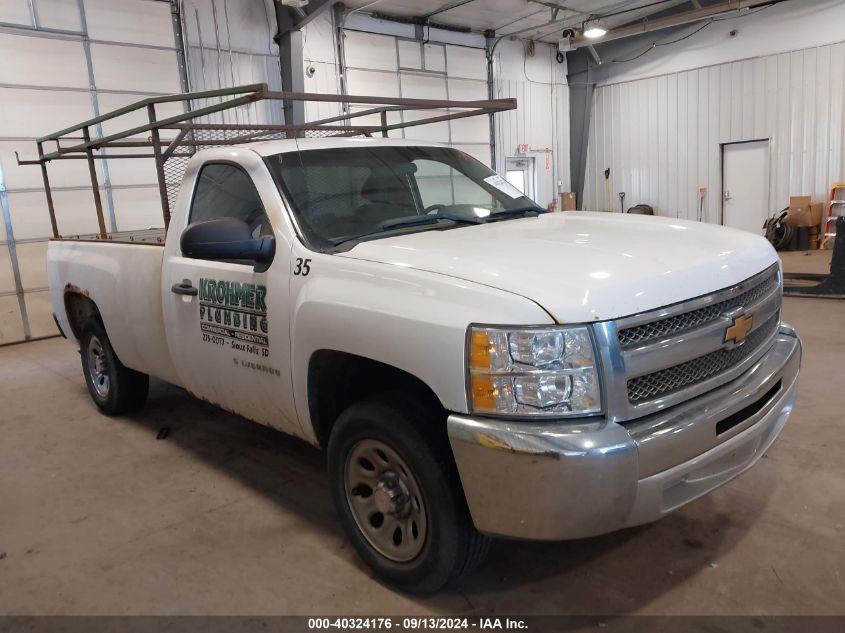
[198,278,269,347]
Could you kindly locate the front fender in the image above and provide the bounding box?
[290,254,552,444]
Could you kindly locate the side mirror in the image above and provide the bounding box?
[180,218,275,269]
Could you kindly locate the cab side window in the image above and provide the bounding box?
[189,163,272,237]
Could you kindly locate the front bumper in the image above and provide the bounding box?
[447,324,802,540]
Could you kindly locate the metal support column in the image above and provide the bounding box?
[78,0,117,232]
[170,0,191,94]
[484,30,497,171]
[274,0,335,130]
[566,48,594,210]
[0,161,31,340]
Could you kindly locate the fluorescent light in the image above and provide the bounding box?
[583,19,606,39]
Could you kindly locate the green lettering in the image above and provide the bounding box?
[259,317,268,334]
[255,285,267,313]
[215,281,225,304]
[244,284,255,309]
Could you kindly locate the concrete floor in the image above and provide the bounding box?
[1,253,843,615]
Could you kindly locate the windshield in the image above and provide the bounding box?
[265,145,542,250]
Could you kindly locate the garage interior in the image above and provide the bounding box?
[1,0,844,618]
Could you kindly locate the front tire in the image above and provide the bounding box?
[80,319,149,415]
[327,395,490,594]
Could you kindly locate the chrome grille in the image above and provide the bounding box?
[618,271,779,348]
[627,312,780,404]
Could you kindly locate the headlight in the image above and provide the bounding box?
[467,325,602,417]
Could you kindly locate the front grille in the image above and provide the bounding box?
[627,312,780,404]
[618,271,779,348]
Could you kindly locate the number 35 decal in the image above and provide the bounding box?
[294,258,312,276]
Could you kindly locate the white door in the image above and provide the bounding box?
[505,157,535,200]
[162,160,298,436]
[722,140,770,234]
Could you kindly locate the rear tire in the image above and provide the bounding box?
[80,318,149,415]
[327,394,490,594]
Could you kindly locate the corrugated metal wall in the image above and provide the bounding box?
[179,0,282,124]
[584,41,845,222]
[493,40,570,208]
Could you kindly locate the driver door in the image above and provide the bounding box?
[162,159,298,435]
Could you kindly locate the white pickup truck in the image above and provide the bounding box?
[45,132,801,593]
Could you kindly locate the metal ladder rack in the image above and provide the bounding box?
[15,83,516,240]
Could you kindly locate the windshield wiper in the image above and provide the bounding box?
[332,212,482,247]
[485,206,546,221]
[380,212,484,231]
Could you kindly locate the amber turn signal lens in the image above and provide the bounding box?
[470,376,497,411]
[470,330,491,369]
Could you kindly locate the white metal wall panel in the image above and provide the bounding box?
[31,0,83,31]
[90,43,181,93]
[180,0,282,126]
[24,290,55,338]
[0,0,182,345]
[345,69,399,97]
[0,88,93,139]
[14,241,48,290]
[8,190,102,241]
[110,186,168,232]
[584,41,845,223]
[0,34,89,88]
[345,31,398,72]
[446,46,487,81]
[0,2,31,25]
[85,0,176,48]
[0,141,89,190]
[343,29,493,161]
[492,40,570,207]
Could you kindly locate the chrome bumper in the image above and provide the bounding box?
[447,324,802,540]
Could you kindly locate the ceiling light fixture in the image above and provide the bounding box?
[583,19,607,39]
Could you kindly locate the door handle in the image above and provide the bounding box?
[171,279,198,296]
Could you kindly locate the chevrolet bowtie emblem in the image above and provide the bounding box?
[725,314,753,345]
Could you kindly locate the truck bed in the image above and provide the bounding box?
[48,237,181,386]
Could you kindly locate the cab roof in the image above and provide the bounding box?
[247,136,449,157]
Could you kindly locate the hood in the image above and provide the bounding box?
[335,212,779,323]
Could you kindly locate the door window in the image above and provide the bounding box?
[189,163,271,237]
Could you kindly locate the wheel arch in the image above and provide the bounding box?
[63,289,103,341]
[307,349,446,449]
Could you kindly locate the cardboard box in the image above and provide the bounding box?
[810,202,824,228]
[560,192,577,211]
[786,195,814,227]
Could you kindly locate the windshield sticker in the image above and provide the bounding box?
[483,174,524,199]
[198,278,270,358]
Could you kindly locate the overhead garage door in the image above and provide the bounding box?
[342,30,491,166]
[0,0,182,345]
